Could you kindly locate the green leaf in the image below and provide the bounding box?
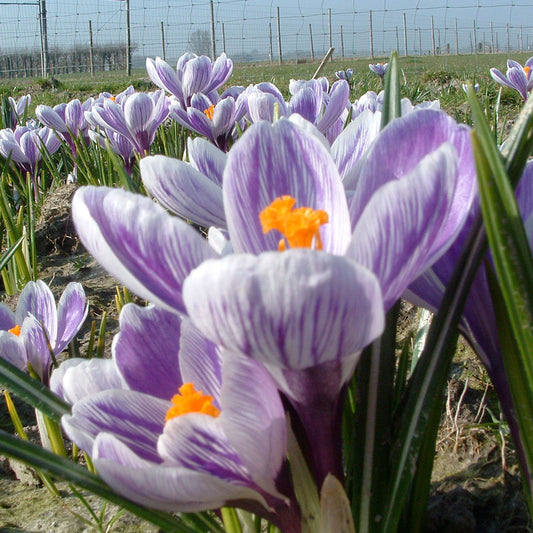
[0,429,202,533]
[0,357,70,422]
[473,126,533,504]
[380,51,401,129]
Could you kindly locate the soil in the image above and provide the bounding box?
[0,184,531,532]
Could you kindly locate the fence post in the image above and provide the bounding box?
[396,27,399,52]
[491,21,494,53]
[269,22,273,64]
[403,13,408,56]
[455,18,459,55]
[431,16,436,55]
[38,0,49,77]
[340,25,344,59]
[473,21,478,56]
[210,0,216,60]
[125,0,131,76]
[277,7,282,65]
[309,24,315,61]
[160,22,166,60]
[369,10,374,59]
[89,20,94,76]
[520,26,524,52]
[328,8,332,59]
[507,23,510,52]
[222,22,226,54]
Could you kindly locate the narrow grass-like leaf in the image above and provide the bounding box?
[380,51,401,129]
[0,429,203,533]
[474,127,533,503]
[0,357,70,421]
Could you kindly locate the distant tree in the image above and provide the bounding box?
[189,29,211,57]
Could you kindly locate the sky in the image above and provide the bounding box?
[1,0,532,62]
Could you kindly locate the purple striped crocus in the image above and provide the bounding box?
[87,90,169,157]
[146,53,233,108]
[490,57,533,101]
[52,302,300,531]
[0,280,87,385]
[369,62,389,79]
[71,110,475,489]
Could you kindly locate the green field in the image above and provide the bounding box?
[1,51,530,123]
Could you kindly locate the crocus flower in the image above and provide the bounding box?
[88,128,137,175]
[52,302,300,530]
[369,62,389,79]
[87,90,169,156]
[490,57,533,101]
[72,111,474,488]
[0,124,61,199]
[7,95,31,129]
[335,68,354,81]
[36,98,93,149]
[170,92,244,151]
[146,53,233,108]
[0,280,87,385]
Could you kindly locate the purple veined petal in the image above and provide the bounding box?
[507,66,529,100]
[289,86,320,123]
[16,280,57,342]
[220,352,286,497]
[72,187,217,314]
[182,56,213,103]
[19,131,41,169]
[124,92,154,134]
[187,137,226,187]
[64,99,84,135]
[36,105,67,132]
[20,314,50,382]
[113,303,182,400]
[141,155,226,228]
[159,413,260,493]
[247,91,279,123]
[51,357,125,403]
[63,389,168,462]
[490,68,515,90]
[0,134,29,163]
[348,109,475,229]
[223,119,352,255]
[146,57,184,103]
[204,53,234,94]
[287,114,330,150]
[0,304,16,331]
[179,318,223,407]
[211,97,236,139]
[183,250,385,369]
[316,79,350,134]
[93,101,131,141]
[176,52,196,74]
[516,160,533,222]
[289,79,306,95]
[54,282,88,354]
[331,109,381,183]
[186,107,215,140]
[346,142,461,310]
[0,330,27,372]
[507,59,523,70]
[93,432,268,512]
[38,127,62,155]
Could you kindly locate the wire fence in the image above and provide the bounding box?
[1,0,533,78]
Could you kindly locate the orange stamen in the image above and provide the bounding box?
[110,96,116,102]
[525,66,531,79]
[8,325,21,336]
[204,104,215,120]
[260,195,329,251]
[165,383,220,422]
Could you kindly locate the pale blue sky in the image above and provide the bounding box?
[1,0,532,61]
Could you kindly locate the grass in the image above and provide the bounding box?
[1,51,530,119]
